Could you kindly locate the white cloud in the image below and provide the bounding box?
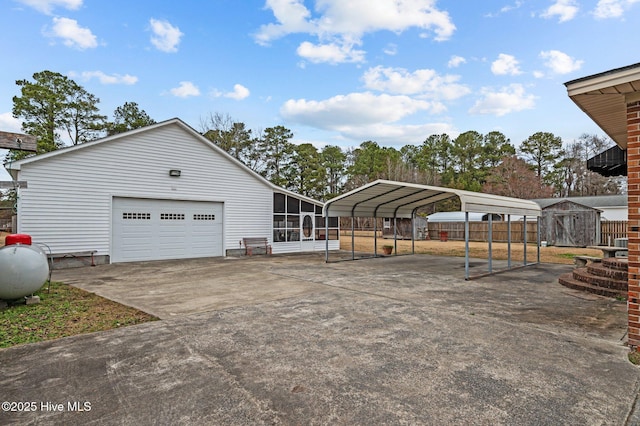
[297,40,365,64]
[255,0,456,64]
[485,1,524,17]
[74,71,138,85]
[592,0,640,18]
[211,84,251,100]
[170,81,200,98]
[541,0,579,22]
[383,43,397,56]
[500,0,524,13]
[491,54,522,76]
[16,0,82,14]
[469,84,536,116]
[0,113,23,133]
[224,84,250,100]
[254,0,315,45]
[281,92,456,144]
[281,92,435,129]
[593,0,624,17]
[448,55,466,68]
[312,0,455,41]
[336,122,458,145]
[539,50,583,74]
[149,18,183,53]
[47,17,97,49]
[362,66,470,101]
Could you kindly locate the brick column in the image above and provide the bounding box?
[628,99,640,348]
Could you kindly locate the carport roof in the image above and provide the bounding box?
[323,180,541,218]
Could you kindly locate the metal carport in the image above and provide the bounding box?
[323,180,542,279]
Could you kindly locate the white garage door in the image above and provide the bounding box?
[112,197,223,262]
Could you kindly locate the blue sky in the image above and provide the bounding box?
[1,0,640,181]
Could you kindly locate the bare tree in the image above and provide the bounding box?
[483,155,554,199]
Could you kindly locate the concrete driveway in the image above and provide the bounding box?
[1,253,639,425]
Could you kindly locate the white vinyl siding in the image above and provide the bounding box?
[16,122,272,257]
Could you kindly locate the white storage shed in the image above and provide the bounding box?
[5,118,339,265]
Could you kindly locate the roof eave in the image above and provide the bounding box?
[565,62,640,95]
[565,63,640,149]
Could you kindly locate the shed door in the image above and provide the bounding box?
[552,213,577,247]
[112,198,223,262]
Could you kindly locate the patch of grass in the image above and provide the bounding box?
[556,253,577,259]
[628,350,640,365]
[0,281,158,348]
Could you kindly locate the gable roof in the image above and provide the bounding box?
[5,117,323,206]
[565,62,640,149]
[324,180,541,218]
[532,195,626,209]
[534,199,602,213]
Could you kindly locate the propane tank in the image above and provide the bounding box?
[0,234,49,300]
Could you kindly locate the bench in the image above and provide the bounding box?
[573,255,602,268]
[242,238,272,256]
[586,246,628,258]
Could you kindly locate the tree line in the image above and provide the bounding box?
[199,117,624,204]
[5,70,625,205]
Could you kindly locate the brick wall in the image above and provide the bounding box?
[627,100,640,347]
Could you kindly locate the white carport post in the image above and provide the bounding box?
[411,210,416,254]
[393,216,398,254]
[351,216,355,260]
[537,216,541,263]
[374,215,378,257]
[488,214,493,273]
[465,212,470,279]
[523,215,528,265]
[507,215,512,268]
[325,216,329,262]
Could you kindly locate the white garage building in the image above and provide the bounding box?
[5,118,339,264]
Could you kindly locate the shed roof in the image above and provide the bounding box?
[565,62,640,149]
[324,180,541,218]
[532,195,626,209]
[535,199,602,213]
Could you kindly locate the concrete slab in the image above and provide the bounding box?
[49,255,325,319]
[1,253,639,425]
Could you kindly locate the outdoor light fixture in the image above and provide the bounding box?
[169,169,181,177]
